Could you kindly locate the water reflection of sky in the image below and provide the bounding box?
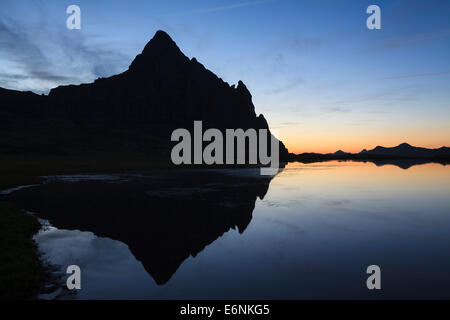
[35,162,450,299]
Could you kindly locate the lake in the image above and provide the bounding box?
[4,161,450,299]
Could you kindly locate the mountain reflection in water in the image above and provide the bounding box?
[5,168,279,285]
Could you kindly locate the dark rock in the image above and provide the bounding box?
[0,30,288,160]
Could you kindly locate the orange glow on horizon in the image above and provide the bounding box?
[267,105,450,155]
[279,132,450,155]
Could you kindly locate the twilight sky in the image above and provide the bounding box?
[1,0,449,153]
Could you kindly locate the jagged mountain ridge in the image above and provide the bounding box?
[0,30,288,158]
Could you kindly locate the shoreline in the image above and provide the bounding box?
[0,202,49,299]
[0,202,67,300]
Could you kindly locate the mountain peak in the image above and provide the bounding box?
[154,30,172,41]
[139,30,185,58]
[129,30,188,72]
[334,150,348,155]
[398,142,412,148]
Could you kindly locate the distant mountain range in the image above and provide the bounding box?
[326,143,450,158]
[291,143,450,168]
[0,30,288,159]
[358,143,450,158]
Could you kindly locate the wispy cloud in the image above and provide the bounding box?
[169,0,276,17]
[264,77,304,95]
[328,84,421,108]
[378,71,450,80]
[0,14,127,93]
[368,29,450,51]
[325,106,350,113]
[271,120,303,129]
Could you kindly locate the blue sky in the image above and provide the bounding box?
[1,0,449,152]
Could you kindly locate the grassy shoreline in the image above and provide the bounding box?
[0,201,46,299]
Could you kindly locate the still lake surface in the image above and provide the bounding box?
[5,161,450,299]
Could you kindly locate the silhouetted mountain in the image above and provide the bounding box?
[360,143,450,158]
[0,30,288,159]
[333,150,350,156]
[2,169,279,285]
